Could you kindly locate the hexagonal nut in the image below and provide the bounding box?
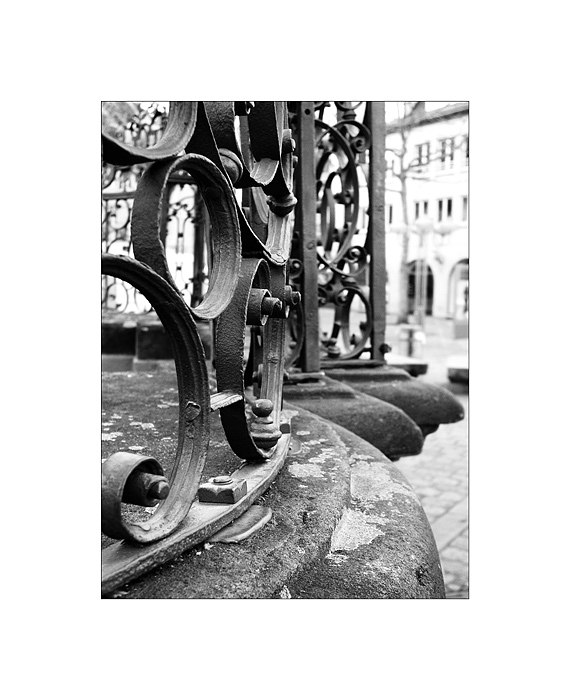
[197,478,248,504]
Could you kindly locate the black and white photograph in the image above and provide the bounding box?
[101,101,469,599]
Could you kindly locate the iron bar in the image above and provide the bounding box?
[366,101,387,361]
[297,102,320,372]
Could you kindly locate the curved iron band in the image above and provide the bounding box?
[215,258,282,460]
[259,104,295,261]
[247,101,293,199]
[131,153,241,321]
[334,101,365,112]
[332,286,372,360]
[315,119,361,265]
[185,102,288,265]
[101,425,292,595]
[101,254,210,543]
[246,263,288,433]
[102,453,163,538]
[316,246,370,280]
[102,102,198,167]
[203,102,258,189]
[334,118,371,153]
[319,174,338,255]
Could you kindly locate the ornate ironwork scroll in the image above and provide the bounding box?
[101,102,298,593]
[289,101,387,368]
[102,103,211,314]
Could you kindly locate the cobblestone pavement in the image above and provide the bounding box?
[385,316,469,599]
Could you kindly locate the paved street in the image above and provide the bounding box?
[385,316,469,598]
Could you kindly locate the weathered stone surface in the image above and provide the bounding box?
[102,398,352,598]
[286,421,445,599]
[283,375,424,459]
[101,354,134,372]
[325,366,464,437]
[102,368,443,599]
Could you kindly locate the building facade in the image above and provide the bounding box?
[384,102,469,321]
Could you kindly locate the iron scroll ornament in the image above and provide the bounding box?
[288,103,374,363]
[101,253,210,543]
[131,152,242,321]
[102,102,298,584]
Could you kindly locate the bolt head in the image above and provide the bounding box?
[148,478,170,500]
[252,399,274,418]
[212,475,233,485]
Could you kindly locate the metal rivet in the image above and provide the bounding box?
[252,399,274,418]
[212,475,233,485]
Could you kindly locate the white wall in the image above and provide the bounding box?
[385,107,469,318]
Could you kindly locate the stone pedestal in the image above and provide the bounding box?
[324,365,465,437]
[102,368,444,598]
[283,374,424,460]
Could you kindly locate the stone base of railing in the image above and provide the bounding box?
[102,367,444,598]
[283,373,424,460]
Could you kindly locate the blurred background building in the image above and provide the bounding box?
[384,102,468,337]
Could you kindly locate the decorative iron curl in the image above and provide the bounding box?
[102,102,198,166]
[101,253,210,544]
[101,102,298,588]
[131,153,242,321]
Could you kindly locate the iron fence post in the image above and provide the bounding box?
[366,101,387,361]
[297,102,320,372]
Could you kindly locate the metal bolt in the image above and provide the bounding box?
[260,296,283,317]
[285,286,301,306]
[212,475,233,485]
[252,399,274,418]
[148,477,170,500]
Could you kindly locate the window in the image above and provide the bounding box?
[414,142,430,168]
[438,138,454,169]
[462,196,468,220]
[437,198,454,222]
[414,200,429,220]
[463,136,469,166]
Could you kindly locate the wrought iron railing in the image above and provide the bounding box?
[101,102,301,592]
[101,102,403,595]
[102,103,210,314]
[289,101,388,371]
